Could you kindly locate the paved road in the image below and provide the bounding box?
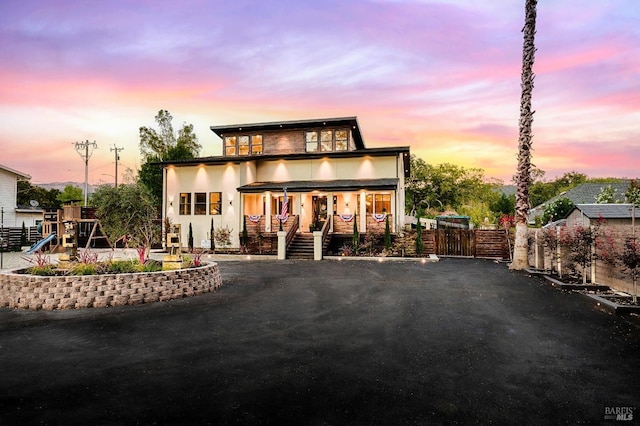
[0,258,638,425]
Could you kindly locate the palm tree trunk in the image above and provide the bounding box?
[511,0,538,270]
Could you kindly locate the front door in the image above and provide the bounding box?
[311,196,327,231]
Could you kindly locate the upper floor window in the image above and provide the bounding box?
[305,129,349,152]
[306,131,318,152]
[225,136,236,156]
[335,130,348,151]
[225,134,263,156]
[251,135,263,154]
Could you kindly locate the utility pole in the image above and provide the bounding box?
[74,140,97,206]
[110,144,124,187]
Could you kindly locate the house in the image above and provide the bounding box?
[161,117,410,253]
[529,182,632,225]
[565,204,640,228]
[0,164,35,227]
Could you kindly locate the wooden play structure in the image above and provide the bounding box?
[40,206,112,253]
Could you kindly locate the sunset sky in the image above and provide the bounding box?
[1,0,638,186]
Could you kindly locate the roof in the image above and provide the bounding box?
[529,181,634,223]
[210,117,366,149]
[237,178,399,193]
[0,164,31,180]
[160,146,412,177]
[571,204,640,220]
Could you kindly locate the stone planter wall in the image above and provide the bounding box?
[0,262,222,311]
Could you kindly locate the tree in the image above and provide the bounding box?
[595,185,618,204]
[626,180,640,205]
[541,197,574,224]
[188,223,194,251]
[384,214,392,250]
[56,185,83,205]
[491,192,515,217]
[622,237,640,304]
[415,216,423,256]
[17,180,61,209]
[352,213,359,250]
[511,0,538,270]
[139,110,201,161]
[405,155,500,218]
[138,110,201,203]
[91,183,159,253]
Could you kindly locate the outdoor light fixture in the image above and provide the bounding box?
[229,200,233,206]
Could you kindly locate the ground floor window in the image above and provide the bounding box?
[179,193,191,215]
[364,193,391,214]
[209,192,222,215]
[195,193,207,215]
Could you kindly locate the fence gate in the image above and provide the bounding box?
[435,229,475,257]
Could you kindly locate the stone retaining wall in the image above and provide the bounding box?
[0,262,222,310]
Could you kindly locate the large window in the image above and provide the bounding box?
[209,192,222,215]
[225,134,263,156]
[194,193,207,215]
[251,135,263,154]
[238,136,249,155]
[365,193,391,214]
[179,193,191,215]
[225,136,236,156]
[305,129,349,152]
[335,130,348,151]
[320,130,333,152]
[305,131,318,152]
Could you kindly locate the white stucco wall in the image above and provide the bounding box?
[163,153,406,248]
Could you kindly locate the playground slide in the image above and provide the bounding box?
[27,234,57,254]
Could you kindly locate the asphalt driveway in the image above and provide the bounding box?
[0,258,638,425]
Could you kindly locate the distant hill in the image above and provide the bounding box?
[34,182,96,193]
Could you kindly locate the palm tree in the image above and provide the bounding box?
[511,0,538,270]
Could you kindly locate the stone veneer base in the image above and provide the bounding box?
[0,262,222,311]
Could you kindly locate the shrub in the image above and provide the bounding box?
[70,263,99,276]
[105,259,141,274]
[26,265,57,276]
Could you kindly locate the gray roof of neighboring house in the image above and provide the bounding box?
[571,203,640,220]
[529,181,633,223]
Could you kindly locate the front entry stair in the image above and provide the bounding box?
[287,233,315,259]
[286,232,331,260]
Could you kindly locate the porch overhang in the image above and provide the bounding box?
[237,179,399,193]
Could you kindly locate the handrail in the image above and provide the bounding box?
[285,215,299,248]
[321,215,331,245]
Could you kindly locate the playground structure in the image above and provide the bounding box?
[36,206,112,254]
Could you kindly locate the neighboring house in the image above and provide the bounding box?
[0,164,33,227]
[529,182,632,224]
[161,117,410,250]
[565,204,640,228]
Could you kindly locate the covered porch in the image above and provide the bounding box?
[238,179,401,236]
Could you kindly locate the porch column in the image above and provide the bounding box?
[359,191,367,233]
[265,192,272,232]
[277,231,286,259]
